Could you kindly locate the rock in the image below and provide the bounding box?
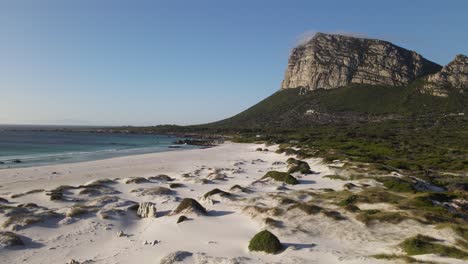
[159,251,193,264]
[344,183,358,190]
[172,198,207,216]
[422,54,468,96]
[177,215,188,224]
[67,260,80,264]
[281,32,441,91]
[127,204,140,211]
[117,230,127,237]
[137,202,157,218]
[59,217,76,225]
[0,197,8,203]
[0,231,24,248]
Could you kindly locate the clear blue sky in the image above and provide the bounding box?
[1,0,467,126]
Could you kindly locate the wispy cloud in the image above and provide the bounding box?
[294,30,370,47]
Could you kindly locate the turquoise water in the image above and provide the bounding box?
[0,125,196,169]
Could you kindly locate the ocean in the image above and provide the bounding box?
[0,125,196,169]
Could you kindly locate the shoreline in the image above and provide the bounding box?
[0,143,204,171]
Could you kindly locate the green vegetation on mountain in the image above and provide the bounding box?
[205,82,466,130]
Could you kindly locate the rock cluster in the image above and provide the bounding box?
[281,33,441,91]
[423,54,468,96]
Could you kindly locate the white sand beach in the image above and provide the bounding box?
[0,143,462,264]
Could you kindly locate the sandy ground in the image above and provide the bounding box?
[0,143,463,264]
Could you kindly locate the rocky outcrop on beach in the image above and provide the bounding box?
[281,32,442,90]
[137,202,157,218]
[422,54,468,96]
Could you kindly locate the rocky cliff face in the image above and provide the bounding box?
[422,54,468,97]
[281,33,442,90]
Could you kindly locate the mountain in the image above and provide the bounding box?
[281,33,442,91]
[204,33,467,130]
[422,54,468,97]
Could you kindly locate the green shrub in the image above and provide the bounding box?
[356,210,411,225]
[169,183,185,188]
[339,194,359,206]
[173,198,207,215]
[287,159,312,174]
[400,234,468,259]
[377,177,415,193]
[203,188,231,199]
[344,204,360,212]
[290,203,322,215]
[324,175,347,181]
[125,177,149,184]
[229,185,250,193]
[262,171,298,185]
[248,230,283,254]
[264,217,282,228]
[322,210,346,220]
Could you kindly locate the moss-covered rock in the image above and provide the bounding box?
[262,171,298,185]
[248,230,283,254]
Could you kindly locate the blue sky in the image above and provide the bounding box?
[0,0,467,126]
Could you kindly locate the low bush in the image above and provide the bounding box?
[203,188,231,199]
[262,171,298,185]
[400,234,468,259]
[248,230,283,254]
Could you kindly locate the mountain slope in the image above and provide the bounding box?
[205,81,467,129]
